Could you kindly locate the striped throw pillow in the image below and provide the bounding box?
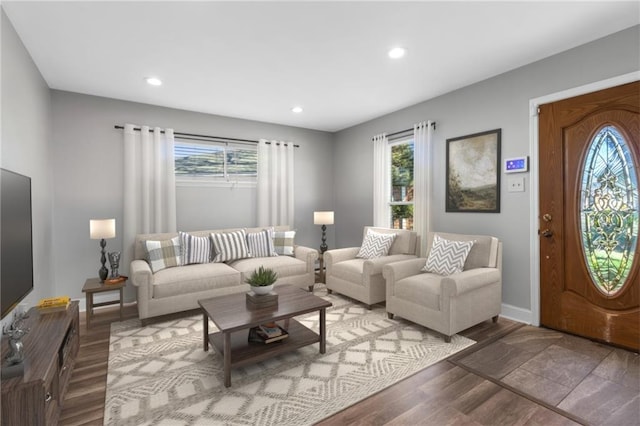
[180,232,212,265]
[211,230,250,262]
[422,235,474,275]
[356,230,396,259]
[273,230,296,256]
[246,228,278,258]
[143,236,182,273]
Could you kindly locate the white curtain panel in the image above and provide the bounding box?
[372,133,390,228]
[122,124,177,273]
[257,139,295,227]
[413,121,434,256]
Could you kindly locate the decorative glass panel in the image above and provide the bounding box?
[580,125,638,296]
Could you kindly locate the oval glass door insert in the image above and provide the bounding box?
[580,125,638,296]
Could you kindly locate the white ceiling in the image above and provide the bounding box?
[3,1,639,132]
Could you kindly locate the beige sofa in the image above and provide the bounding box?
[130,226,318,322]
[383,231,502,342]
[324,227,419,309]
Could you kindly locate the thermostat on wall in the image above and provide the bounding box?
[504,156,529,173]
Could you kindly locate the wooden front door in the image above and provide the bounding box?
[539,81,639,351]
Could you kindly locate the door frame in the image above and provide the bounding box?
[528,71,640,326]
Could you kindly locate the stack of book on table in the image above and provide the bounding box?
[248,322,289,344]
[36,296,71,313]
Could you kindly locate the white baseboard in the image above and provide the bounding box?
[500,303,531,324]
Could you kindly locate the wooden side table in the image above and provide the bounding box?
[82,277,127,329]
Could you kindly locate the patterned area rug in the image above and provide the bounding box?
[104,286,475,425]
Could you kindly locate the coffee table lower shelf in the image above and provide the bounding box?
[208,319,320,370]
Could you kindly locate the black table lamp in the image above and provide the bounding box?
[90,218,116,282]
[314,211,334,253]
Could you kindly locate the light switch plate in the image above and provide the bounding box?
[508,176,525,192]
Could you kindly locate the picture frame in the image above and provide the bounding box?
[446,129,501,213]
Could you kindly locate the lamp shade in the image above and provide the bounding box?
[90,219,116,239]
[313,211,334,225]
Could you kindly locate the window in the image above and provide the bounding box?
[174,139,257,185]
[390,139,414,230]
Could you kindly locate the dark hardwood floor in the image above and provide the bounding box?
[59,302,634,426]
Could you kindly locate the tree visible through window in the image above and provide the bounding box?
[390,140,414,230]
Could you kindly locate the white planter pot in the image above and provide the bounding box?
[251,284,274,295]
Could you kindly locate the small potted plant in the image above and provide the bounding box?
[246,266,278,295]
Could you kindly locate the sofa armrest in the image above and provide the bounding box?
[363,254,418,276]
[294,245,319,272]
[130,259,154,300]
[382,258,426,284]
[324,247,360,267]
[441,268,502,298]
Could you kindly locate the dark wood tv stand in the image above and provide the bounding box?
[1,301,80,425]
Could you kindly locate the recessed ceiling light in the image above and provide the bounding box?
[145,77,163,86]
[291,106,303,113]
[388,47,406,59]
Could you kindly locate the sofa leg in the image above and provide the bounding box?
[141,318,149,327]
[365,304,372,310]
[492,315,499,323]
[327,289,332,294]
[444,335,452,343]
[387,312,394,319]
[308,285,314,293]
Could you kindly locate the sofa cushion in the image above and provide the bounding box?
[230,256,306,283]
[144,236,182,273]
[152,262,241,299]
[273,230,296,256]
[246,228,277,258]
[180,231,212,265]
[211,230,250,262]
[394,273,442,311]
[357,230,396,259]
[331,258,366,285]
[422,235,474,275]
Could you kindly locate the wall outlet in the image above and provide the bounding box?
[508,176,525,192]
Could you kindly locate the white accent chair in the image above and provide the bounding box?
[383,232,502,342]
[324,227,419,309]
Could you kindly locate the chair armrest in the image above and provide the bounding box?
[382,258,426,283]
[363,254,418,276]
[441,268,501,297]
[130,259,153,300]
[324,247,360,267]
[294,245,319,272]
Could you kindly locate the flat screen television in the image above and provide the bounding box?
[1,168,34,319]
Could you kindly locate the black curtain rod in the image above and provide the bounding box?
[114,125,300,147]
[373,122,437,141]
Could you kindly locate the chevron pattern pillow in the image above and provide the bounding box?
[180,232,212,265]
[356,230,396,259]
[211,230,250,262]
[422,235,474,275]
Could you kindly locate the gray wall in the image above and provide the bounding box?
[1,9,54,321]
[50,91,334,303]
[333,25,640,315]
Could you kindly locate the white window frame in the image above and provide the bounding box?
[388,137,414,230]
[174,139,257,188]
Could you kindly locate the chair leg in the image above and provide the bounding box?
[444,335,452,343]
[492,314,499,323]
[308,285,314,293]
[365,304,372,310]
[387,312,394,319]
[327,289,333,294]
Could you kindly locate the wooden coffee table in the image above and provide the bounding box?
[198,285,332,387]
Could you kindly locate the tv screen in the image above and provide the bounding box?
[1,168,34,319]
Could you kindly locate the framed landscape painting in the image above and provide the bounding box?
[446,129,501,213]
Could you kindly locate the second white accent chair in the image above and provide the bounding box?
[324,226,419,309]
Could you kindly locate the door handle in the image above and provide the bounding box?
[540,229,553,238]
